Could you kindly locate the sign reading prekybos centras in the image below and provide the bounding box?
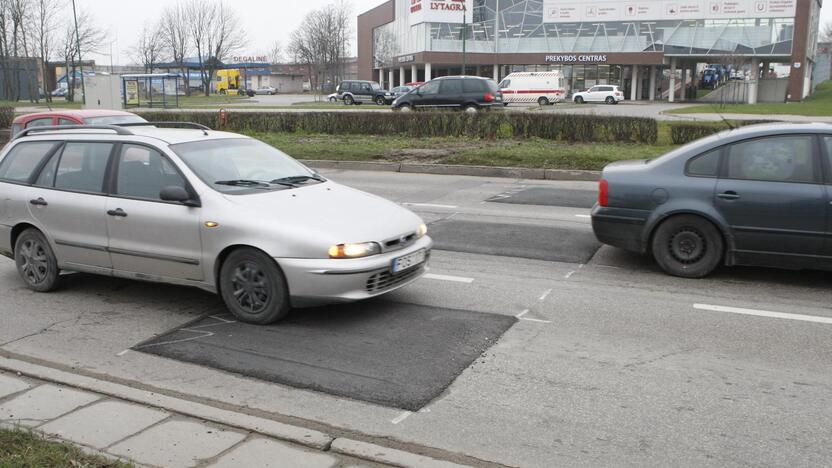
[410,0,474,25]
[543,0,796,23]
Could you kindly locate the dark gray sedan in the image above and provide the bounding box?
[592,123,832,278]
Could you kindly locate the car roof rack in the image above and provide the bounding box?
[118,122,211,135]
[14,124,134,140]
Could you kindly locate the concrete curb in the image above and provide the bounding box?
[331,438,470,468]
[300,159,601,181]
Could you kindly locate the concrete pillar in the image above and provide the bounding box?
[630,65,639,101]
[399,66,405,87]
[669,58,677,102]
[493,64,499,82]
[425,63,432,81]
[388,69,394,89]
[379,69,385,89]
[635,66,643,100]
[648,66,657,101]
[680,66,688,102]
[748,58,760,104]
[411,64,418,84]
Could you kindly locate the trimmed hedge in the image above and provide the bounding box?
[670,120,779,145]
[0,106,14,129]
[137,111,659,144]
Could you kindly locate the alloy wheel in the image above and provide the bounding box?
[19,239,49,285]
[230,261,271,315]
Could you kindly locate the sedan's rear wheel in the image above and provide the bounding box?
[15,229,60,292]
[398,104,412,112]
[605,96,615,105]
[344,95,355,105]
[537,96,550,106]
[463,104,479,114]
[651,215,723,278]
[220,248,290,325]
[574,96,584,104]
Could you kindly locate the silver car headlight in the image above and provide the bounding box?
[329,242,381,259]
[416,224,428,238]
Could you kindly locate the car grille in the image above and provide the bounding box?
[366,264,426,294]
[382,231,417,252]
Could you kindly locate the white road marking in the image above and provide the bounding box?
[574,214,591,219]
[564,271,576,279]
[391,411,413,424]
[538,289,552,301]
[116,349,129,357]
[133,329,215,350]
[424,273,474,284]
[520,317,553,324]
[693,304,832,325]
[516,309,529,319]
[403,203,458,209]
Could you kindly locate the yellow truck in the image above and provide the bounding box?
[216,69,243,95]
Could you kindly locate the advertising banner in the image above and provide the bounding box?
[543,0,796,23]
[410,0,473,25]
[125,80,139,105]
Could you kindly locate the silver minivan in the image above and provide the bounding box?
[0,124,432,324]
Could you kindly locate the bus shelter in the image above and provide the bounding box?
[121,73,181,109]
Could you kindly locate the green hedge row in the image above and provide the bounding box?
[670,120,778,145]
[137,111,659,144]
[0,106,14,129]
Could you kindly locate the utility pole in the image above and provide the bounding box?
[461,5,467,75]
[71,0,86,105]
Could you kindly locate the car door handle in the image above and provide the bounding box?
[107,208,127,218]
[29,198,48,206]
[717,191,740,200]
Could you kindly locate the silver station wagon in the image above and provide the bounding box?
[0,124,432,324]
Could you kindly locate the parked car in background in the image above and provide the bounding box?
[0,123,432,324]
[499,72,566,106]
[50,88,68,98]
[254,86,278,95]
[572,85,624,104]
[337,80,394,105]
[391,76,503,113]
[11,110,147,138]
[592,123,832,278]
[391,86,414,98]
[327,93,339,103]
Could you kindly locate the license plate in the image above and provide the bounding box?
[391,249,426,274]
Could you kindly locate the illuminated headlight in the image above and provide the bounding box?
[416,223,428,238]
[328,242,381,259]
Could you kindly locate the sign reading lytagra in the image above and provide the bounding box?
[409,0,474,25]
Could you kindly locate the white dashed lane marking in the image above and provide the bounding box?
[424,273,475,284]
[693,304,832,325]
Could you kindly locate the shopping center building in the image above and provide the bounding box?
[358,0,824,102]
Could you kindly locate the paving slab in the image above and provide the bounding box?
[108,419,246,467]
[209,437,339,468]
[0,384,99,427]
[39,399,170,449]
[0,372,31,399]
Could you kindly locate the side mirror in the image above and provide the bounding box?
[160,186,198,206]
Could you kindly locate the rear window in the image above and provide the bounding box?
[0,142,58,183]
[462,79,485,93]
[686,149,721,177]
[484,80,500,93]
[440,79,463,94]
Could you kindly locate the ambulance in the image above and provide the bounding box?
[498,71,566,106]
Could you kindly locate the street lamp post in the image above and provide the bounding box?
[71,0,86,105]
[461,6,467,76]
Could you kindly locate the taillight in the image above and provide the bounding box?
[484,92,494,102]
[599,179,609,207]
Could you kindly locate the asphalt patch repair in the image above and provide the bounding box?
[135,300,516,411]
[428,219,601,264]
[488,187,597,209]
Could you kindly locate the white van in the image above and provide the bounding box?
[498,72,566,106]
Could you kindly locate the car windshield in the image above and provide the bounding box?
[171,138,321,194]
[85,115,147,125]
[371,83,381,91]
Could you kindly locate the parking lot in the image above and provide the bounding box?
[2,169,832,467]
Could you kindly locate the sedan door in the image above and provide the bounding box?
[106,144,204,281]
[714,134,827,268]
[27,141,115,272]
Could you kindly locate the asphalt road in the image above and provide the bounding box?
[1,170,831,467]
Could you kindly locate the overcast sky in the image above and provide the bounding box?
[78,0,832,66]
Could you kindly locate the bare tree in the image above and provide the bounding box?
[187,0,242,96]
[58,8,105,102]
[28,0,62,102]
[267,40,282,65]
[129,21,165,73]
[823,21,832,42]
[288,1,352,98]
[159,3,190,95]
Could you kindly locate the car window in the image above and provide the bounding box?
[419,81,440,95]
[725,136,815,183]
[349,82,360,92]
[11,123,23,137]
[27,118,53,128]
[54,142,113,193]
[440,79,463,94]
[602,86,614,92]
[499,79,510,89]
[825,137,832,179]
[589,87,599,92]
[35,150,60,187]
[462,79,484,93]
[116,144,187,201]
[686,148,721,177]
[58,118,78,126]
[0,142,58,183]
[85,115,147,125]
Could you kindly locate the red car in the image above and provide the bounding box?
[11,110,146,137]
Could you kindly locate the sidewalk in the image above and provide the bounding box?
[0,357,470,468]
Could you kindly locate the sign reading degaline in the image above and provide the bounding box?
[410,0,474,25]
[543,0,796,22]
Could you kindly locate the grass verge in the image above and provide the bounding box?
[0,427,133,467]
[0,99,82,110]
[668,80,832,116]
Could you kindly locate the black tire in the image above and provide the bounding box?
[219,248,290,325]
[538,96,550,106]
[344,95,355,105]
[605,96,615,105]
[329,97,337,103]
[375,96,386,105]
[14,229,60,292]
[219,89,227,95]
[574,96,584,104]
[651,215,723,278]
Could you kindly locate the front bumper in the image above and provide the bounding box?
[277,236,433,307]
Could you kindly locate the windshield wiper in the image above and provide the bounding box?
[214,179,274,188]
[271,175,326,185]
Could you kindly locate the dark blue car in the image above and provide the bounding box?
[592,123,832,278]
